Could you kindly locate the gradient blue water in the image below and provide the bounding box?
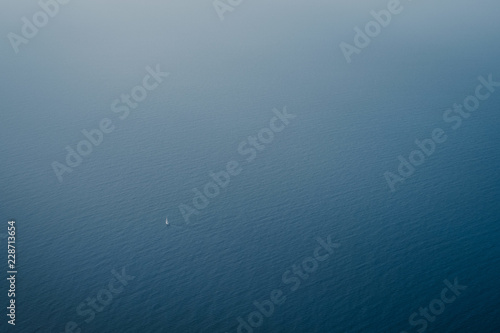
[1,1,500,332]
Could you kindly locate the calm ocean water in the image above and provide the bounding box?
[1,1,499,332]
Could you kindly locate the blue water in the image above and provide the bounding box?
[1,1,500,332]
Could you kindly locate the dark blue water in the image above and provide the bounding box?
[1,1,499,332]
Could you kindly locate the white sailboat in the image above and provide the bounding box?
[165,217,169,225]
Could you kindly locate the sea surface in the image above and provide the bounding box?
[1,0,499,332]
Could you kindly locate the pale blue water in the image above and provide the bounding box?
[1,1,500,332]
